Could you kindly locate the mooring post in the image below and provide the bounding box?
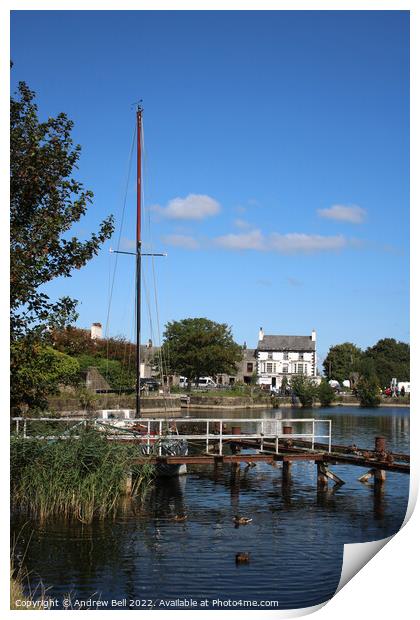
[282,460,292,484]
[374,436,387,484]
[317,462,329,489]
[283,425,293,435]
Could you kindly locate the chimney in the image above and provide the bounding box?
[311,329,316,342]
[90,322,103,340]
[147,338,153,349]
[258,327,264,342]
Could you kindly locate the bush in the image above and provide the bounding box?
[290,375,318,408]
[317,379,336,407]
[355,377,381,407]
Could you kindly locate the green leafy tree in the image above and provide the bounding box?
[10,81,114,410]
[280,375,289,395]
[323,342,363,383]
[290,375,318,408]
[363,338,410,387]
[355,377,381,408]
[11,344,80,412]
[160,318,243,386]
[317,378,336,407]
[11,81,114,336]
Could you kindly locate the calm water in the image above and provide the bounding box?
[12,406,409,610]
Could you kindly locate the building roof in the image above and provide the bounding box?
[257,335,315,352]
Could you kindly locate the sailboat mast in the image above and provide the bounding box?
[136,105,143,417]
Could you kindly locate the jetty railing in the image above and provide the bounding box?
[11,416,332,455]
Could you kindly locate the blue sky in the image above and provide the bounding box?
[10,10,409,365]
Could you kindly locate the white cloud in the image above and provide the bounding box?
[152,194,221,220]
[162,234,199,250]
[233,218,252,229]
[317,204,367,224]
[269,233,346,253]
[214,229,347,253]
[213,229,349,254]
[214,229,264,250]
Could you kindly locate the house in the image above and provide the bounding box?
[215,345,257,386]
[256,327,317,389]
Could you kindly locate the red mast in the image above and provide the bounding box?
[136,105,143,417]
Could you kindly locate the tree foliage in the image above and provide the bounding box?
[160,318,243,384]
[10,81,114,411]
[11,343,80,412]
[363,338,410,387]
[10,81,114,339]
[355,377,381,408]
[322,342,363,383]
[317,378,336,407]
[290,375,318,408]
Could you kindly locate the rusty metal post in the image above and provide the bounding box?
[317,462,329,489]
[232,426,241,435]
[374,468,386,483]
[283,425,293,435]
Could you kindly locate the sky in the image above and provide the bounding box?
[10,9,409,365]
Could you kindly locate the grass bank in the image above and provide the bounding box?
[10,429,154,523]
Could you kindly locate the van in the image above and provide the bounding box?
[197,377,217,388]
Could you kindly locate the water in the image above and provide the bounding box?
[12,406,409,610]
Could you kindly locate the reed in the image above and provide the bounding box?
[10,429,155,523]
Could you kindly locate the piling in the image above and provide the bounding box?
[317,463,329,489]
[232,426,241,435]
[374,436,387,484]
[283,426,293,435]
[282,460,292,484]
[375,436,387,453]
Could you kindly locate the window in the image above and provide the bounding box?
[247,362,253,373]
[283,352,289,360]
[282,365,288,374]
[266,363,273,373]
[297,363,304,374]
[299,353,304,360]
[268,352,273,360]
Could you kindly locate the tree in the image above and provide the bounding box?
[355,377,381,408]
[363,338,410,387]
[10,81,114,339]
[290,375,318,408]
[11,343,80,412]
[317,378,336,407]
[322,342,363,383]
[160,318,243,386]
[10,81,114,410]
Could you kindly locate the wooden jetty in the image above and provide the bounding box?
[12,416,409,487]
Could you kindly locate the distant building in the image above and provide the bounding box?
[90,322,103,340]
[256,327,317,389]
[216,346,257,386]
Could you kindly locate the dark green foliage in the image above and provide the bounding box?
[322,343,363,383]
[317,379,336,407]
[363,338,410,387]
[160,318,243,385]
[76,354,136,390]
[10,81,114,411]
[355,377,381,408]
[290,375,318,408]
[10,81,114,339]
[10,343,80,413]
[10,430,155,523]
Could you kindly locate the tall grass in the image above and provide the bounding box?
[11,430,155,523]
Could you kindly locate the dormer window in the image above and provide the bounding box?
[283,352,289,360]
[267,352,273,360]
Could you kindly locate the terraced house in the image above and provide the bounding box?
[257,328,317,390]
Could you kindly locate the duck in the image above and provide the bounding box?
[173,514,187,522]
[235,552,250,563]
[233,515,252,525]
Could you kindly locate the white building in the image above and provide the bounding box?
[256,328,317,389]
